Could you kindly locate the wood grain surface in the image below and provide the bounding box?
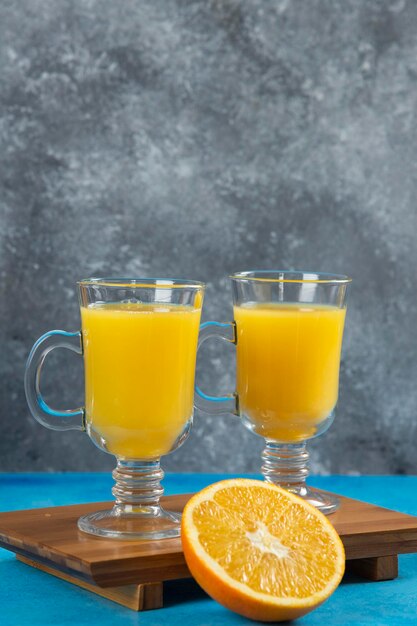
[346,555,399,582]
[16,555,164,610]
[1,491,416,592]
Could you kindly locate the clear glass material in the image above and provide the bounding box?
[195,271,350,515]
[25,277,204,539]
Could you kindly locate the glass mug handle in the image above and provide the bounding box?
[194,321,238,415]
[24,330,85,431]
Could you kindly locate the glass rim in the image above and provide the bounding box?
[230,270,352,284]
[78,277,205,289]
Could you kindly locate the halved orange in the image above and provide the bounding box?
[181,479,345,622]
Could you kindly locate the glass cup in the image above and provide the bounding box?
[195,270,350,514]
[25,278,204,539]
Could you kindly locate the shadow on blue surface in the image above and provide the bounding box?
[163,578,208,607]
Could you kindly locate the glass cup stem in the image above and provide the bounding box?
[261,441,339,515]
[112,458,165,513]
[262,441,309,493]
[78,457,182,539]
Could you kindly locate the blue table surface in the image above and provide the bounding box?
[1,473,416,626]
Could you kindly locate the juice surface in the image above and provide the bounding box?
[234,303,346,442]
[81,302,201,458]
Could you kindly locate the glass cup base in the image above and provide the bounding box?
[283,484,340,515]
[77,505,181,540]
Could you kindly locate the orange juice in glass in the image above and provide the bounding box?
[234,303,346,442]
[25,278,204,539]
[81,302,201,459]
[195,271,350,515]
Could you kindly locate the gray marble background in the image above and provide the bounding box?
[1,0,417,474]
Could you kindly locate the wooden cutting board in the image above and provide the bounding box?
[1,492,417,611]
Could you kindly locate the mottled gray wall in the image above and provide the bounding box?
[1,0,417,474]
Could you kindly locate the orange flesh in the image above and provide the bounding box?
[191,485,342,598]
